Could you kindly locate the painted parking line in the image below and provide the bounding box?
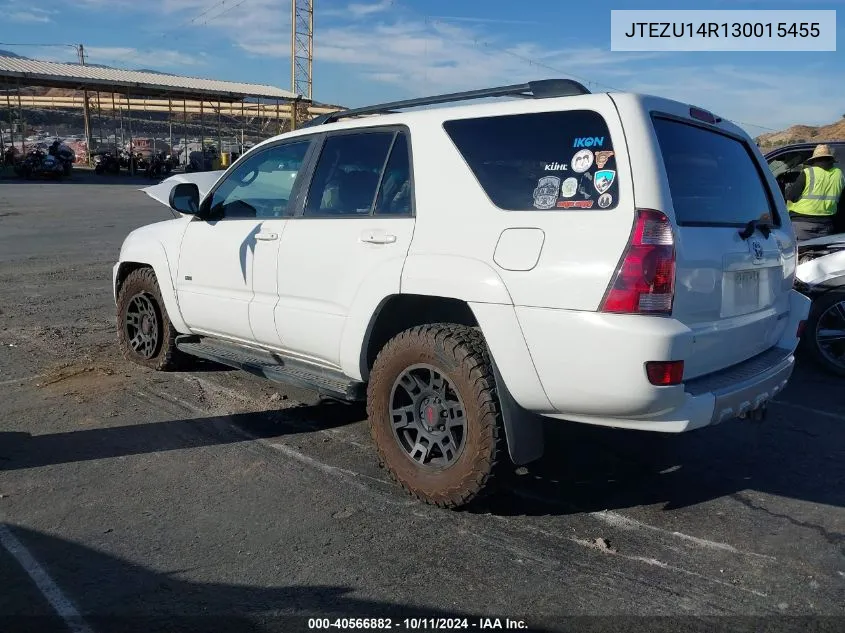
[772,399,845,422]
[0,524,95,633]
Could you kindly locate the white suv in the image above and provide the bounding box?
[114,79,810,508]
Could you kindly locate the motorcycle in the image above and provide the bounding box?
[48,140,75,176]
[144,151,174,179]
[18,147,64,180]
[94,151,121,175]
[795,233,845,375]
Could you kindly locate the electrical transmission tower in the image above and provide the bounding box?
[291,0,313,101]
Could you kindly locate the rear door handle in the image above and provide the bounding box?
[360,230,397,244]
[255,232,278,241]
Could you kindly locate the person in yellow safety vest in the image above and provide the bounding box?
[786,144,845,241]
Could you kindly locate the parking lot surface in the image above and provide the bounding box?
[1,174,844,632]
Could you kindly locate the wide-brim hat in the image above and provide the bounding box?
[807,143,835,162]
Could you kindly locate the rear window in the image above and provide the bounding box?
[443,110,620,211]
[652,116,777,226]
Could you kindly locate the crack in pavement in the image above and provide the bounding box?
[731,493,845,547]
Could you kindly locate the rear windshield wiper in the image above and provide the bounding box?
[738,218,773,240]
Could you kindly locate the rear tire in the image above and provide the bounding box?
[116,268,182,371]
[367,324,503,508]
[804,290,845,376]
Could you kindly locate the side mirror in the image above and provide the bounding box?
[169,182,200,215]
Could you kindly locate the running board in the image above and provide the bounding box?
[175,335,366,401]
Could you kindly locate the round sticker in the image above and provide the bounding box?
[571,149,594,174]
[560,177,578,198]
[598,193,612,208]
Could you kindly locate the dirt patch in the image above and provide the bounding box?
[36,361,129,402]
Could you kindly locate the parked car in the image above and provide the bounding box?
[765,141,845,198]
[114,79,810,508]
[764,142,845,375]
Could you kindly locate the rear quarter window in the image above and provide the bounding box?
[652,116,777,227]
[443,110,620,211]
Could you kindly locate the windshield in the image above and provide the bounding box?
[652,116,777,227]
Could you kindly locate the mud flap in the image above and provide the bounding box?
[491,361,545,466]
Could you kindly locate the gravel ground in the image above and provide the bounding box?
[0,174,844,633]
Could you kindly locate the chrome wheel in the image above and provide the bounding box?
[124,293,160,359]
[816,298,845,370]
[389,364,467,469]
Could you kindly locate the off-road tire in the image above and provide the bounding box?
[116,267,181,371]
[367,324,504,508]
[804,290,845,377]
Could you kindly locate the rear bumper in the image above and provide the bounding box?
[542,348,794,432]
[685,348,792,425]
[511,290,809,432]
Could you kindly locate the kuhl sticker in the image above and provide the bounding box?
[556,200,594,209]
[533,176,561,209]
[593,169,616,195]
[544,161,569,171]
[571,149,594,173]
[598,193,612,208]
[594,151,614,169]
[560,177,578,198]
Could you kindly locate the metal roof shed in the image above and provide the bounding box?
[0,56,298,101]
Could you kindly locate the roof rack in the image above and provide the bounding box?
[303,78,591,128]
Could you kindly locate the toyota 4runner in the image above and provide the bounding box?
[114,79,811,508]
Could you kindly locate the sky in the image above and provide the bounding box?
[1,0,844,136]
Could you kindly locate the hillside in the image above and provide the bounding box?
[757,117,845,147]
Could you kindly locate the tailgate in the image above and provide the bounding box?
[651,115,795,379]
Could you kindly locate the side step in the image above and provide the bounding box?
[175,335,366,401]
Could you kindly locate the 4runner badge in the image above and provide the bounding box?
[533,176,561,209]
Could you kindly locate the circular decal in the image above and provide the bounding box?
[598,193,612,209]
[571,149,594,174]
[560,177,578,198]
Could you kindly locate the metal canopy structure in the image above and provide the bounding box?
[0,56,298,102]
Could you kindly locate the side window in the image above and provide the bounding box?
[374,133,413,216]
[207,141,310,220]
[304,132,394,217]
[444,110,618,211]
[767,150,812,178]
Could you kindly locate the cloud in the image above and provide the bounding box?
[8,9,51,23]
[347,0,392,17]
[621,64,845,133]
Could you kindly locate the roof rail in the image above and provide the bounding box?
[302,78,591,128]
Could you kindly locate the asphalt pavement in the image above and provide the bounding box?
[0,172,843,633]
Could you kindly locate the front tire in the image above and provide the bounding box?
[116,268,181,371]
[367,324,503,508]
[805,290,845,376]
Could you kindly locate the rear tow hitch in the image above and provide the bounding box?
[744,406,768,423]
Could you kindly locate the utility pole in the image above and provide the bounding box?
[78,44,93,165]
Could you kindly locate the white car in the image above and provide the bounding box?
[114,79,810,508]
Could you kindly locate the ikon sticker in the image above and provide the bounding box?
[598,193,612,208]
[571,149,594,173]
[556,200,594,209]
[593,169,616,194]
[594,151,615,169]
[560,177,578,198]
[533,176,561,209]
[573,136,604,148]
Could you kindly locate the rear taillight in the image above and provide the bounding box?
[600,209,676,315]
[645,361,684,386]
[797,320,807,338]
